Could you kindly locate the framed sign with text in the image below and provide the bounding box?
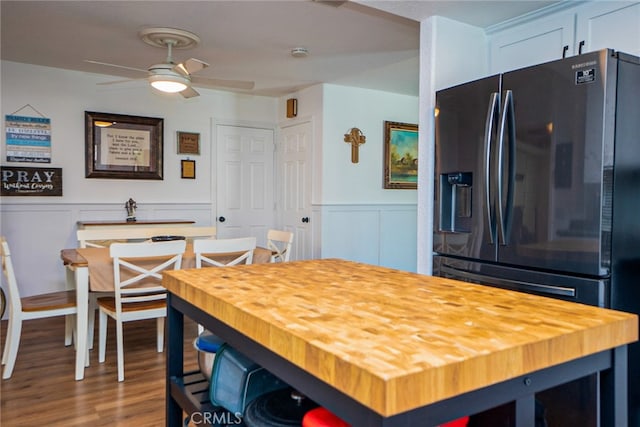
[177,131,200,155]
[1,166,62,196]
[5,115,52,163]
[181,159,196,179]
[85,111,164,180]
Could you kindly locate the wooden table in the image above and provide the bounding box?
[163,258,638,427]
[60,245,272,380]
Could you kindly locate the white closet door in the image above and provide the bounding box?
[215,124,275,242]
[279,121,313,261]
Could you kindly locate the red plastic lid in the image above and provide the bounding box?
[302,407,468,427]
[302,407,351,427]
[440,416,470,427]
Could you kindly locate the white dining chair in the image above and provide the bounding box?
[77,226,216,351]
[193,237,256,334]
[1,238,78,379]
[193,237,257,268]
[266,229,294,263]
[97,239,186,382]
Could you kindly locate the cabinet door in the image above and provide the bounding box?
[575,1,640,57]
[489,12,575,74]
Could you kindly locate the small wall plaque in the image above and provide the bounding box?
[181,159,196,179]
[177,131,200,155]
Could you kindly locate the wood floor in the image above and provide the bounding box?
[1,316,200,426]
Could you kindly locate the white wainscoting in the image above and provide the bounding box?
[1,201,417,321]
[317,203,418,272]
[0,202,213,303]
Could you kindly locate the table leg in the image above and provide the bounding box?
[68,266,89,380]
[166,294,184,427]
[600,345,628,427]
[64,267,77,348]
[514,395,535,427]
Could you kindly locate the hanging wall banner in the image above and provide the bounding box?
[5,115,52,163]
[1,166,62,196]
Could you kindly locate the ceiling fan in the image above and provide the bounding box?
[86,27,254,98]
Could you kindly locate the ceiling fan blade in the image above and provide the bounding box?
[96,77,144,86]
[192,75,255,90]
[312,0,347,6]
[180,58,209,75]
[180,86,200,99]
[84,59,148,74]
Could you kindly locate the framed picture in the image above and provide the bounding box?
[85,111,164,180]
[181,159,196,179]
[383,121,418,189]
[177,131,200,155]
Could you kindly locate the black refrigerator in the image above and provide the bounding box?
[433,49,640,427]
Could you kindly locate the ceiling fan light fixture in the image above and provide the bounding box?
[151,80,187,93]
[149,73,189,93]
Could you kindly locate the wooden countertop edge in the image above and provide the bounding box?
[162,268,639,416]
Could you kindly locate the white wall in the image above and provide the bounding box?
[430,17,489,90]
[1,201,212,297]
[417,16,488,274]
[277,83,420,270]
[317,84,419,271]
[1,61,277,204]
[1,61,422,300]
[321,84,419,204]
[0,61,277,299]
[319,203,418,271]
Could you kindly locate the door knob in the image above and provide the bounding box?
[301,217,309,223]
[218,216,226,223]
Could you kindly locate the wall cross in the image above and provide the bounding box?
[344,128,366,163]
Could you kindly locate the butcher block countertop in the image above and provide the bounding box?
[162,258,638,417]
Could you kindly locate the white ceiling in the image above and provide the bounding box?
[1,0,559,97]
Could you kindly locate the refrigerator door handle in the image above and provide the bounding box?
[484,92,499,245]
[497,89,516,245]
[440,264,577,298]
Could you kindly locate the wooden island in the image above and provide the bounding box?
[162,259,638,427]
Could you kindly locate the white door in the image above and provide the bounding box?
[215,124,275,244]
[279,121,313,260]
